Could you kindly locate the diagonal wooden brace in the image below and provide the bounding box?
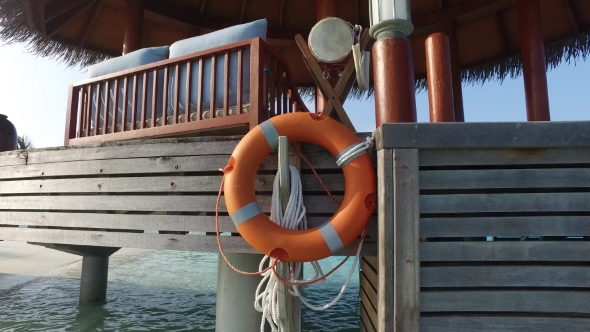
[295,34,356,131]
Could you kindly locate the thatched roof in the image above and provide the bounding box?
[1,0,589,97]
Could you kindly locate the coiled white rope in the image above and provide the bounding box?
[254,136,374,332]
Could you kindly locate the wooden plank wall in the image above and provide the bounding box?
[419,146,590,331]
[0,136,376,255]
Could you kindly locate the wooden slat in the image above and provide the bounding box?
[86,85,92,133]
[360,282,379,330]
[361,257,379,290]
[162,67,169,125]
[122,76,129,131]
[421,266,590,288]
[131,74,139,130]
[0,152,345,180]
[141,72,147,128]
[421,316,590,332]
[77,89,84,138]
[197,58,204,120]
[0,174,346,194]
[420,168,590,190]
[421,193,590,214]
[236,48,243,114]
[185,62,192,121]
[421,242,590,262]
[223,51,229,117]
[419,148,590,167]
[0,228,376,256]
[174,64,180,124]
[421,291,590,313]
[360,272,378,311]
[94,83,100,136]
[210,55,216,116]
[103,80,110,135]
[269,57,276,117]
[378,122,590,150]
[360,299,377,332]
[151,70,157,128]
[0,195,340,214]
[420,216,590,237]
[0,211,374,236]
[113,79,119,130]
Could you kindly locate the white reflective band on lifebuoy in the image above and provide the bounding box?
[230,202,263,227]
[335,142,368,167]
[318,222,345,254]
[259,120,280,151]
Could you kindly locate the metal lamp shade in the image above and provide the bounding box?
[369,0,414,39]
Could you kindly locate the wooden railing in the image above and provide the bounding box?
[65,38,309,146]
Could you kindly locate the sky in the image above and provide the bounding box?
[0,42,588,148]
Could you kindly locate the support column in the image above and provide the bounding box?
[425,32,455,122]
[123,0,145,54]
[80,256,110,304]
[315,0,339,113]
[443,21,465,122]
[517,0,550,121]
[216,253,267,332]
[373,38,417,126]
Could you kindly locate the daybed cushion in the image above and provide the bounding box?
[167,19,267,114]
[87,46,169,128]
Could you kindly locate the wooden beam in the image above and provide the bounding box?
[278,0,285,28]
[426,32,455,122]
[200,0,207,15]
[46,0,97,39]
[562,0,580,34]
[30,0,46,35]
[517,0,551,121]
[45,0,87,22]
[78,0,102,48]
[492,11,509,55]
[414,0,502,28]
[239,0,248,23]
[123,0,145,54]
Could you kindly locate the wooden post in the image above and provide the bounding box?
[377,148,420,332]
[425,32,455,122]
[516,0,551,121]
[373,38,417,126]
[315,0,339,113]
[123,0,145,55]
[80,256,109,304]
[277,136,301,332]
[443,20,465,122]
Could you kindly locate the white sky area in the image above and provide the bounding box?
[0,42,588,148]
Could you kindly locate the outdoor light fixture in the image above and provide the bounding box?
[369,0,413,40]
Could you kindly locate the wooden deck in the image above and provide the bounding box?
[362,121,590,332]
[0,135,376,254]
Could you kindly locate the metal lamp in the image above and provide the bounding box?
[369,0,413,40]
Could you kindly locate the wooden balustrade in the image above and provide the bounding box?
[65,38,309,146]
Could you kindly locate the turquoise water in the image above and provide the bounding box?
[0,250,361,331]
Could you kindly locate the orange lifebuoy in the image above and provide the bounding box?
[224,112,376,262]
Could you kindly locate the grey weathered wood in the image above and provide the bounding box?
[0,212,378,237]
[421,242,590,261]
[0,228,377,256]
[0,174,346,194]
[421,316,590,332]
[377,149,393,332]
[377,122,590,150]
[0,152,346,180]
[378,149,420,332]
[419,148,590,167]
[0,133,372,167]
[421,266,590,288]
[420,168,590,190]
[421,291,590,313]
[421,193,590,214]
[421,216,590,237]
[0,195,340,213]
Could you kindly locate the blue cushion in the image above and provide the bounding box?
[167,19,267,114]
[87,46,169,128]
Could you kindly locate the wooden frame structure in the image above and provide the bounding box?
[65,38,308,146]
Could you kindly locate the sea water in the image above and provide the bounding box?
[0,249,361,331]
